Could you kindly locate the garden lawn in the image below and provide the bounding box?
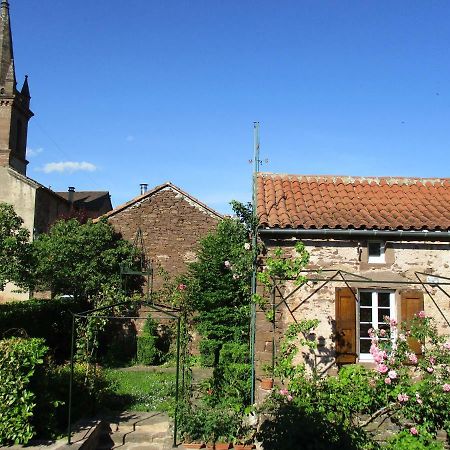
[102,368,176,414]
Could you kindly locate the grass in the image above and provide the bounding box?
[101,368,176,414]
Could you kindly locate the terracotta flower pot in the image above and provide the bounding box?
[183,444,205,449]
[260,378,274,390]
[215,443,231,450]
[234,445,256,450]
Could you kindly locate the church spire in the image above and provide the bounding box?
[0,0,15,94]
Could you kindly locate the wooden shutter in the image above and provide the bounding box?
[335,287,357,364]
[400,290,424,356]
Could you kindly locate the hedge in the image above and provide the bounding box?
[0,297,88,362]
[0,338,48,445]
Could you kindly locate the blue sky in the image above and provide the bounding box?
[11,0,450,214]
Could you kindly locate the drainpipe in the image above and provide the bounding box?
[258,228,450,241]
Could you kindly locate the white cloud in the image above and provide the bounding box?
[26,147,43,158]
[126,135,135,142]
[40,161,97,174]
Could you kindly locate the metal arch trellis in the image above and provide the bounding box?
[67,228,187,448]
[260,269,450,379]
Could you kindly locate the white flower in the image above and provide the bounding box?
[244,243,251,250]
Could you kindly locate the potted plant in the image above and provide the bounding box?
[179,404,206,448]
[232,416,256,450]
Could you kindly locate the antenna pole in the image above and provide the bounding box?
[250,122,260,404]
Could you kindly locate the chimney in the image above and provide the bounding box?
[68,186,75,205]
[140,183,148,195]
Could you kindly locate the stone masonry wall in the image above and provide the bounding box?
[255,237,450,396]
[107,187,221,292]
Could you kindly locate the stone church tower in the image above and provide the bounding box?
[0,0,33,175]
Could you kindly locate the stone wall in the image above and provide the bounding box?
[255,237,450,389]
[107,186,221,292]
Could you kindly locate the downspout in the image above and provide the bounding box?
[259,228,450,241]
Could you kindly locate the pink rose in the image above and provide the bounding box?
[429,356,436,365]
[410,427,418,435]
[384,377,391,385]
[427,367,434,374]
[388,370,397,380]
[178,283,186,291]
[417,311,426,319]
[376,364,389,374]
[408,353,418,364]
[287,395,293,401]
[397,393,409,403]
[443,342,450,350]
[443,384,450,392]
[279,389,288,396]
[390,318,398,327]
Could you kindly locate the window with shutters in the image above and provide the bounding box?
[358,290,396,361]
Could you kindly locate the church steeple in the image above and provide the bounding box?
[0,0,15,95]
[0,0,33,176]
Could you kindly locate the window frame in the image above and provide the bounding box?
[358,289,396,362]
[367,240,385,264]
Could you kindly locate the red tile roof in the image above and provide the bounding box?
[257,173,450,231]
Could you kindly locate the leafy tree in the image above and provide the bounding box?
[0,203,31,290]
[187,204,253,345]
[31,218,142,299]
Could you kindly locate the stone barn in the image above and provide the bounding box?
[103,182,223,292]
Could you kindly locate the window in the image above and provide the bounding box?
[368,241,385,263]
[358,290,396,361]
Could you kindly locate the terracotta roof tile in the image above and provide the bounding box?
[257,173,450,231]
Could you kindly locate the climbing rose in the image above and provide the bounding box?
[390,318,398,327]
[376,364,389,374]
[244,243,251,250]
[417,311,426,319]
[410,427,418,435]
[388,370,397,380]
[443,384,450,392]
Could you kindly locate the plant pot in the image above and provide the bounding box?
[234,445,256,450]
[260,378,274,390]
[183,444,205,449]
[215,443,231,450]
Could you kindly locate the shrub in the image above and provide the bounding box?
[0,297,88,362]
[0,338,47,445]
[136,316,159,365]
[200,338,222,367]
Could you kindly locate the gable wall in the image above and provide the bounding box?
[255,237,450,393]
[107,187,221,291]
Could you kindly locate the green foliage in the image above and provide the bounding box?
[200,338,222,367]
[31,218,142,299]
[0,338,47,445]
[187,217,253,342]
[385,430,444,450]
[0,203,31,290]
[0,297,88,362]
[136,316,159,365]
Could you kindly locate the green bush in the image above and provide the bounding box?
[219,342,249,364]
[0,338,47,445]
[0,297,88,362]
[200,338,222,367]
[136,316,159,365]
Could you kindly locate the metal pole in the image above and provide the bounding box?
[250,121,260,404]
[67,314,76,444]
[173,316,181,448]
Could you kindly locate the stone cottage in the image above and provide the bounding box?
[255,172,450,381]
[102,182,223,291]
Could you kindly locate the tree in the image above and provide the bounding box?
[187,206,253,343]
[0,203,31,290]
[31,218,142,299]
